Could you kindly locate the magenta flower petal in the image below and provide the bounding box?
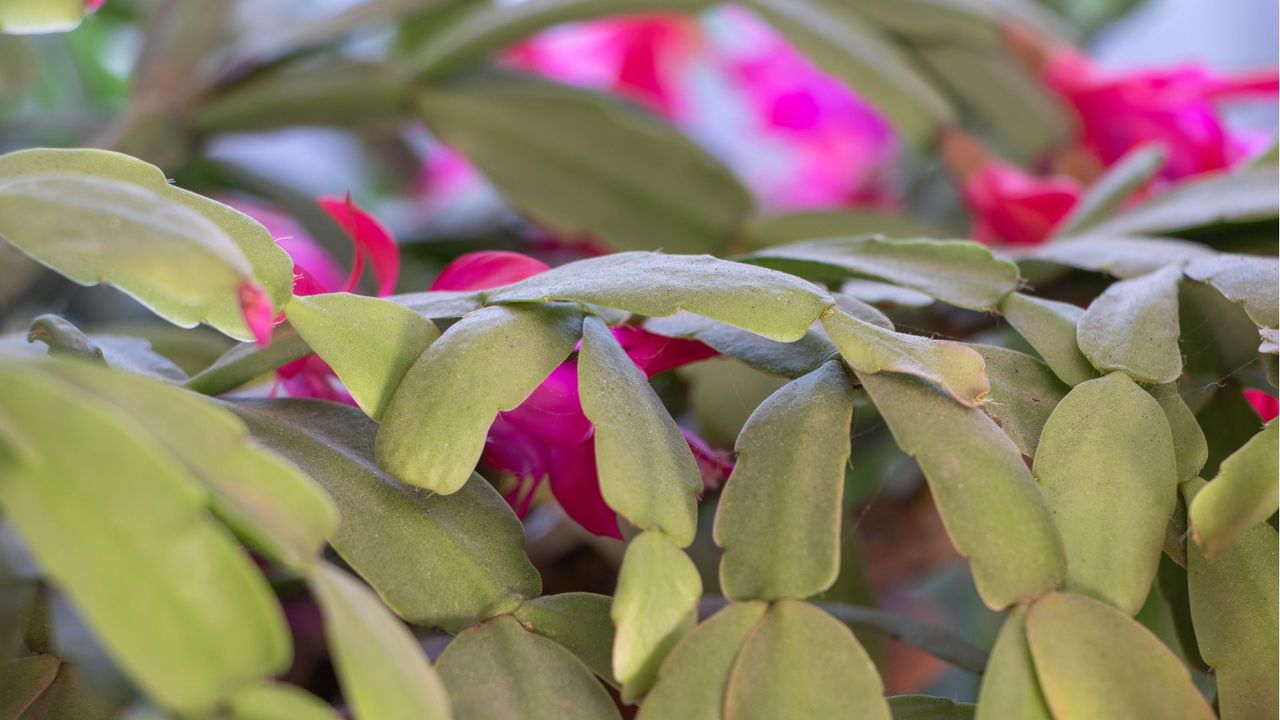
[85,0,105,11]
[612,325,718,377]
[318,195,400,296]
[1244,388,1279,423]
[237,281,276,347]
[1045,52,1279,181]
[430,251,552,291]
[962,161,1081,246]
[548,440,622,539]
[499,363,595,449]
[224,197,347,294]
[682,427,733,492]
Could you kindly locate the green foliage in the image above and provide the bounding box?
[715,360,855,600]
[0,3,1276,716]
[437,615,621,720]
[416,73,753,253]
[580,317,702,545]
[376,303,582,494]
[0,149,292,342]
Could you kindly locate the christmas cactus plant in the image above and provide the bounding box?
[0,0,1276,718]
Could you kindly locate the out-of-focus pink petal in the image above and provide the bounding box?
[237,281,276,347]
[962,161,1081,246]
[1244,388,1279,423]
[223,197,347,294]
[318,195,400,296]
[430,251,552,291]
[1044,51,1279,181]
[548,440,622,539]
[504,17,699,118]
[682,427,733,492]
[612,325,718,376]
[280,356,355,406]
[715,7,900,210]
[85,0,105,11]
[499,363,595,449]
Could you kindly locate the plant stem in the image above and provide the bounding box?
[184,326,310,396]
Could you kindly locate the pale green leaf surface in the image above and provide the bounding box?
[1182,477,1279,720]
[438,615,620,720]
[715,360,855,600]
[0,362,289,714]
[724,600,890,720]
[286,293,440,420]
[1022,235,1212,279]
[999,293,1095,387]
[376,303,581,494]
[513,593,617,687]
[1077,264,1183,384]
[974,607,1051,720]
[637,601,768,720]
[487,252,833,342]
[42,361,337,570]
[611,532,701,703]
[308,563,451,720]
[233,399,540,632]
[226,683,340,720]
[825,308,989,406]
[743,236,1018,310]
[1149,383,1208,484]
[0,0,86,34]
[973,345,1069,457]
[1189,421,1279,558]
[859,373,1066,609]
[1033,373,1177,615]
[0,149,292,342]
[1025,592,1215,720]
[1184,253,1280,329]
[579,317,701,545]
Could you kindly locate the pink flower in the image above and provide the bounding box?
[944,132,1082,246]
[711,7,900,209]
[505,17,701,119]
[962,162,1081,246]
[85,0,105,11]
[1043,50,1278,181]
[430,251,727,538]
[237,282,275,347]
[231,195,399,402]
[474,9,901,213]
[1244,388,1279,423]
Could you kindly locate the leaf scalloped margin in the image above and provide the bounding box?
[0,148,294,343]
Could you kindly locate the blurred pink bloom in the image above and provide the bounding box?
[961,160,1081,246]
[506,17,701,118]
[432,250,552,290]
[713,7,899,209]
[430,250,727,538]
[85,0,105,11]
[420,8,900,219]
[1045,51,1279,181]
[1244,388,1279,423]
[232,195,398,403]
